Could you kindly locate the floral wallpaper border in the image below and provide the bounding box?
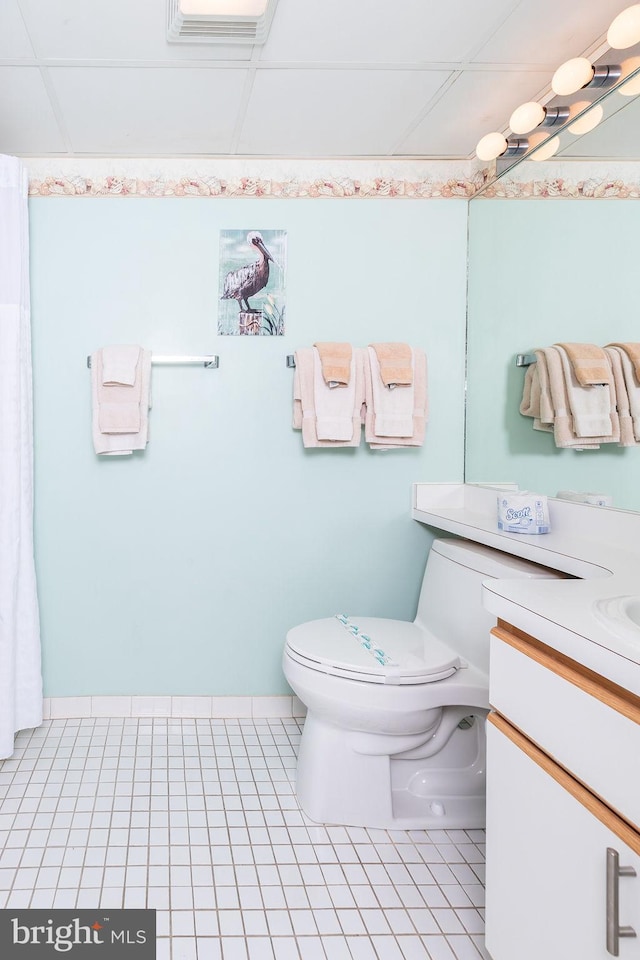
[23,159,640,200]
[27,173,486,199]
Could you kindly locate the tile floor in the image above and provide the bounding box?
[0,717,489,960]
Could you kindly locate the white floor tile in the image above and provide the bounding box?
[0,717,487,960]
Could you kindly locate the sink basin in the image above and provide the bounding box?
[593,596,640,643]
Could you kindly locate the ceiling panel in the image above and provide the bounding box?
[397,68,550,157]
[48,67,248,154]
[0,67,67,154]
[0,0,34,59]
[18,0,253,62]
[237,68,451,156]
[260,0,519,63]
[477,0,626,66]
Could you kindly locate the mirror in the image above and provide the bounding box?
[465,58,640,512]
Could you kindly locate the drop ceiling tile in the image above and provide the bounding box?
[477,0,626,67]
[260,0,518,63]
[238,68,450,155]
[19,0,253,62]
[48,66,248,154]
[0,0,35,59]
[0,67,66,153]
[396,68,550,157]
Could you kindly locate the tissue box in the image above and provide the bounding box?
[497,492,550,535]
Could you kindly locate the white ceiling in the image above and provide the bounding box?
[0,0,630,159]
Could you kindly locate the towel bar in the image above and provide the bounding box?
[87,354,219,369]
[286,355,296,368]
[516,353,537,367]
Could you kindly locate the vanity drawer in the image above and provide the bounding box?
[490,622,640,831]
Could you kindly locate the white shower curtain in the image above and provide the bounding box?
[0,155,42,759]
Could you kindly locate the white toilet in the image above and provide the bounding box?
[283,537,563,830]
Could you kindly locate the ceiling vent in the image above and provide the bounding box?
[167,0,279,44]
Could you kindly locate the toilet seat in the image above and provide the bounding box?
[285,616,461,685]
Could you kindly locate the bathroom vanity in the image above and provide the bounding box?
[413,484,640,960]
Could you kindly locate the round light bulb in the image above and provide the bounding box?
[620,56,640,95]
[509,101,546,134]
[476,132,507,162]
[567,103,604,135]
[530,136,560,162]
[607,4,640,49]
[552,57,594,95]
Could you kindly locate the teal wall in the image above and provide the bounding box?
[466,199,640,512]
[30,198,468,696]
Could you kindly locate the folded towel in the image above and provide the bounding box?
[91,348,152,455]
[556,342,610,385]
[555,345,618,442]
[370,342,413,387]
[607,342,640,380]
[293,348,364,448]
[540,347,600,449]
[519,361,553,434]
[608,345,640,441]
[313,342,352,387]
[605,347,637,446]
[367,346,414,437]
[364,347,427,449]
[313,347,357,441]
[101,344,141,386]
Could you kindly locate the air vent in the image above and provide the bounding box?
[167,0,279,44]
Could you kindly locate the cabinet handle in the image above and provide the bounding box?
[607,847,637,956]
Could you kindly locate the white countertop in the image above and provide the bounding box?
[412,483,640,697]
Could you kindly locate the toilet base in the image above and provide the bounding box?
[295,711,487,830]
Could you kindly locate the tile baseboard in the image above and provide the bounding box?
[42,695,307,720]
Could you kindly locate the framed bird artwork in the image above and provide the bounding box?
[218,229,287,336]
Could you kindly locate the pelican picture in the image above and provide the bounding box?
[218,229,287,336]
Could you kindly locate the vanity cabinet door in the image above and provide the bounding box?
[486,715,640,960]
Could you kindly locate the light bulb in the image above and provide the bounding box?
[552,57,594,95]
[530,136,560,162]
[620,56,640,95]
[607,4,640,49]
[567,103,604,135]
[476,132,507,162]
[509,101,546,134]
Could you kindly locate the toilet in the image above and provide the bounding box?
[283,537,564,830]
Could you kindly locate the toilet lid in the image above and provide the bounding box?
[285,616,461,685]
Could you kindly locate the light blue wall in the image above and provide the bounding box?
[466,199,640,511]
[30,198,468,696]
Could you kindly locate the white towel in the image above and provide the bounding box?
[91,348,152,455]
[364,347,427,449]
[313,347,357,441]
[367,346,414,438]
[101,344,141,386]
[609,345,640,441]
[293,348,364,448]
[555,345,613,439]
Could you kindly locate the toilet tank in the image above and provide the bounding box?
[414,538,565,675]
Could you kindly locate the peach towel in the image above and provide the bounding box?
[370,342,413,387]
[313,342,352,387]
[607,342,640,380]
[539,347,601,449]
[605,347,637,446]
[556,342,610,386]
[293,348,364,448]
[364,347,427,449]
[607,345,640,441]
[555,345,617,439]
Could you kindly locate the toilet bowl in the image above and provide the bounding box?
[283,538,564,829]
